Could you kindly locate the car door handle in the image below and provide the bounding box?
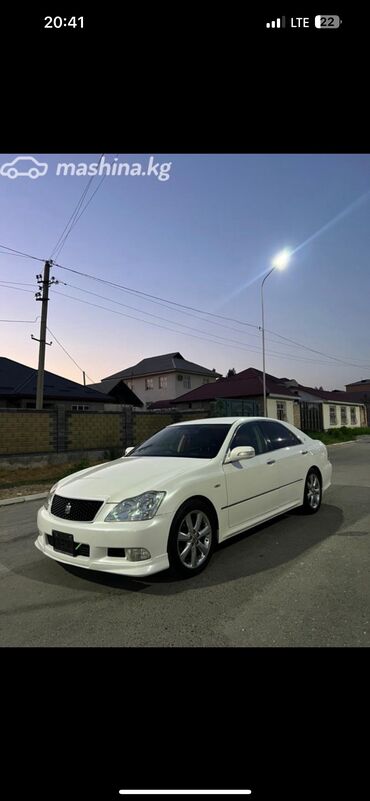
[266,459,276,465]
[300,450,308,455]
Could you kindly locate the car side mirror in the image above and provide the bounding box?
[225,445,255,463]
[124,446,135,456]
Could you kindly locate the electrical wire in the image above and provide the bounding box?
[50,154,106,260]
[0,281,37,286]
[51,288,366,368]
[54,261,370,371]
[54,280,351,366]
[0,285,35,294]
[46,326,95,383]
[0,238,368,371]
[54,261,261,330]
[0,244,45,262]
[0,317,39,323]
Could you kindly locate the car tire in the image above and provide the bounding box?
[301,469,322,515]
[167,499,216,577]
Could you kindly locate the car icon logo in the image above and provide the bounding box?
[65,502,72,515]
[0,155,48,179]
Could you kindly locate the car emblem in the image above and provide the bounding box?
[65,502,72,515]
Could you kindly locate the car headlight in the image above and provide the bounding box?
[44,482,58,511]
[104,491,166,522]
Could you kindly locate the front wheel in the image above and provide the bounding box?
[302,469,322,514]
[167,500,216,577]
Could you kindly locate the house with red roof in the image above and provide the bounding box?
[148,367,367,431]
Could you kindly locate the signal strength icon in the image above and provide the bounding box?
[266,16,286,28]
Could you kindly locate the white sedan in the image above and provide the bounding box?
[35,417,332,578]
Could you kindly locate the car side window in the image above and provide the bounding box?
[257,421,302,451]
[230,422,267,455]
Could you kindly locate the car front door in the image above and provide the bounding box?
[222,421,282,533]
[257,420,307,505]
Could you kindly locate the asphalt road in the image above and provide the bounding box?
[1,439,369,646]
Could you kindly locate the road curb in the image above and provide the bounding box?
[326,440,356,447]
[0,492,48,507]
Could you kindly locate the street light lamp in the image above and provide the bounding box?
[261,249,291,417]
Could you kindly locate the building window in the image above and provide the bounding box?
[145,378,154,391]
[341,406,348,425]
[350,407,356,425]
[183,376,191,389]
[158,376,167,389]
[276,401,287,421]
[72,405,89,411]
[177,374,183,381]
[329,406,337,425]
[202,378,209,384]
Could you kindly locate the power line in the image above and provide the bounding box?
[56,280,348,366]
[0,281,36,286]
[54,261,261,330]
[46,326,95,383]
[0,243,45,262]
[0,317,39,323]
[59,281,265,350]
[0,238,368,371]
[50,154,106,260]
[54,261,370,371]
[62,277,357,360]
[0,285,35,294]
[263,327,370,369]
[62,278,275,343]
[51,288,364,368]
[50,160,102,258]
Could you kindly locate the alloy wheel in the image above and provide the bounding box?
[177,510,212,570]
[306,473,321,509]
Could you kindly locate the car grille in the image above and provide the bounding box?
[51,495,103,521]
[46,534,90,557]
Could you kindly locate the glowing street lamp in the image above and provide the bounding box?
[261,249,291,416]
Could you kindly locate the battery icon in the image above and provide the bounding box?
[315,14,342,28]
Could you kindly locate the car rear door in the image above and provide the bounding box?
[257,420,307,505]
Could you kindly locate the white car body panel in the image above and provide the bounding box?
[35,417,332,577]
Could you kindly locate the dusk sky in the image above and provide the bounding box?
[0,153,369,390]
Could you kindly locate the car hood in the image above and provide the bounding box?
[53,456,210,504]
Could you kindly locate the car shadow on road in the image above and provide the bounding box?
[55,502,344,595]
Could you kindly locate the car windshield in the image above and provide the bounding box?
[130,424,232,459]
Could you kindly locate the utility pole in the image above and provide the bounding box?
[32,261,58,410]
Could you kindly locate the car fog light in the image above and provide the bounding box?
[125,548,151,562]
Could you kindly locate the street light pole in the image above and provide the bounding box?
[260,249,291,417]
[261,267,274,417]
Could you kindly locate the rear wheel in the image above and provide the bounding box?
[168,500,216,577]
[302,469,322,514]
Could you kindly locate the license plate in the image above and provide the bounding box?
[52,530,74,555]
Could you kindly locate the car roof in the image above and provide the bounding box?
[169,416,279,426]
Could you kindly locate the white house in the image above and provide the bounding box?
[101,352,221,405]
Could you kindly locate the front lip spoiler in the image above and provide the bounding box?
[35,536,170,577]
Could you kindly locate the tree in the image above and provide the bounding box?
[226,368,236,377]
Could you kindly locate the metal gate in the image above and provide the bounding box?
[300,401,323,432]
[213,398,260,417]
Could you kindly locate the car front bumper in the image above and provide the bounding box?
[322,460,332,492]
[35,505,171,577]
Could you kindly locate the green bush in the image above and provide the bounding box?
[305,426,370,445]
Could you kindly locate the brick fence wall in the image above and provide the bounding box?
[0,407,210,458]
[0,409,56,455]
[66,411,124,451]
